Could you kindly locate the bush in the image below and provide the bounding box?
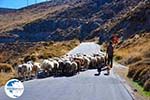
[143,51,150,58]
[0,63,12,73]
[127,65,137,78]
[132,67,145,81]
[125,56,142,65]
[114,55,122,61]
[144,79,150,91]
[138,67,149,85]
[128,61,150,91]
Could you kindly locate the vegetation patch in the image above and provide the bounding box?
[131,79,150,97]
[0,73,15,87]
[114,55,122,61]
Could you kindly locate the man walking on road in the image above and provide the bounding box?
[105,41,114,75]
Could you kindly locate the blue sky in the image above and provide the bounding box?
[0,0,47,9]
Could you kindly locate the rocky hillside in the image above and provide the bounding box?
[107,0,149,39]
[91,0,149,42]
[0,0,148,42]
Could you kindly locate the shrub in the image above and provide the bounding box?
[0,63,12,73]
[132,67,145,81]
[143,50,150,58]
[127,65,137,78]
[128,60,150,91]
[138,67,149,85]
[126,56,142,65]
[144,79,150,91]
[114,55,122,61]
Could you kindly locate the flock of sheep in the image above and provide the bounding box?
[17,53,106,80]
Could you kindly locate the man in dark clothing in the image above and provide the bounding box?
[107,41,114,68]
[105,41,114,75]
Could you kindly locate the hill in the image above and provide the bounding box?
[0,0,147,42]
[90,0,149,41]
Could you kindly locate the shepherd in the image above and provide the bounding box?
[105,41,114,75]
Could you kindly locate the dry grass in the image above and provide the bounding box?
[115,33,150,65]
[0,63,15,87]
[0,63,14,73]
[25,39,79,61]
[0,39,79,63]
[0,72,15,87]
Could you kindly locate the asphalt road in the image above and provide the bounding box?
[67,42,105,56]
[0,42,133,100]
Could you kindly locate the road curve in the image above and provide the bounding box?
[0,42,133,100]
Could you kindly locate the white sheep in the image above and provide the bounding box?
[41,59,54,76]
[17,62,33,80]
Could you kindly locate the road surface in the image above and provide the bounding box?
[67,42,105,56]
[0,42,133,100]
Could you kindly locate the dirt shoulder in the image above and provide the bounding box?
[114,63,150,100]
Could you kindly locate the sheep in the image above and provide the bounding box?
[41,59,54,76]
[88,56,97,69]
[72,54,92,71]
[71,61,78,75]
[94,55,108,75]
[62,59,78,76]
[63,60,73,75]
[31,62,41,77]
[57,59,66,75]
[50,59,59,76]
[24,63,33,79]
[17,52,107,79]
[56,56,78,76]
[17,64,24,78]
[17,62,33,80]
[93,55,101,67]
[73,57,83,72]
[82,55,91,70]
[75,55,87,69]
